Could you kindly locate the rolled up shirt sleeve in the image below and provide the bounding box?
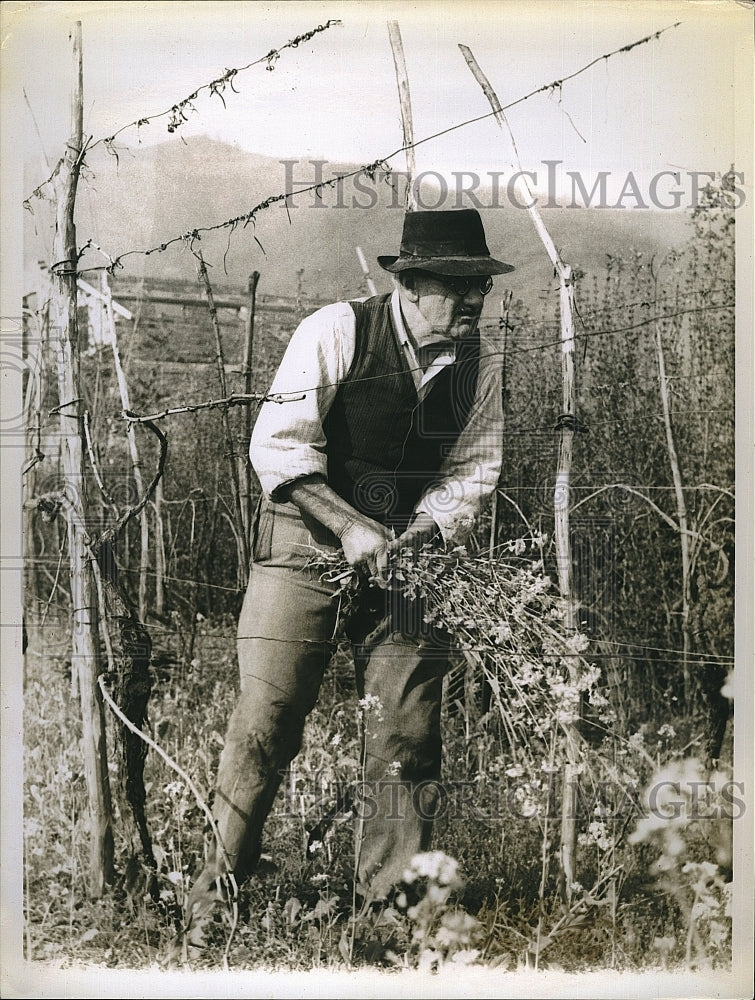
[250,302,356,497]
[414,328,504,546]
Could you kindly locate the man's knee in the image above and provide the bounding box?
[372,730,442,782]
[225,699,306,768]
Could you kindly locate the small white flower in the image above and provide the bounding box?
[657,723,677,740]
[405,850,460,887]
[330,733,341,746]
[358,693,384,722]
[386,761,401,776]
[586,820,613,851]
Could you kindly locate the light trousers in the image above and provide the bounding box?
[208,498,451,899]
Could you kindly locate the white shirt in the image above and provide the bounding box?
[250,289,504,545]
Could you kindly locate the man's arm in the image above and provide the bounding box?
[285,475,439,576]
[281,474,392,580]
[250,303,393,579]
[250,302,356,496]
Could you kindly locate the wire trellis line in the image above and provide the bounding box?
[23,19,342,207]
[98,20,342,147]
[41,20,682,273]
[27,583,735,666]
[119,299,734,425]
[123,390,302,423]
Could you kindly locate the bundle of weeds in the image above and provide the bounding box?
[312,540,636,803]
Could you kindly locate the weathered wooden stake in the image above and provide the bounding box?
[387,21,417,211]
[355,247,378,296]
[241,271,260,542]
[50,21,114,895]
[489,291,512,559]
[460,44,581,902]
[654,303,691,705]
[154,478,165,617]
[195,251,250,579]
[102,272,149,621]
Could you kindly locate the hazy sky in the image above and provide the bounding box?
[4,0,751,203]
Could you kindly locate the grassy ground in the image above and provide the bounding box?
[21,617,734,977]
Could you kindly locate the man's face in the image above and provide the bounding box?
[411,272,490,342]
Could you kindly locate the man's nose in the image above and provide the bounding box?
[463,288,485,309]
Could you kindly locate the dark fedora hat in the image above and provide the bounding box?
[377,208,514,276]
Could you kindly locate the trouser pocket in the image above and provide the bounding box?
[250,496,274,564]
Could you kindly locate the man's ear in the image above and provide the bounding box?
[399,271,421,303]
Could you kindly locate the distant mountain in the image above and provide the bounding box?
[24,136,693,316]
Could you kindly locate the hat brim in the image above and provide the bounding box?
[377,254,515,276]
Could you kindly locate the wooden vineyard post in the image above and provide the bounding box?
[355,247,378,296]
[654,309,692,707]
[387,21,417,210]
[154,478,165,617]
[102,272,149,621]
[460,44,582,901]
[241,271,260,543]
[554,268,580,899]
[489,290,512,559]
[50,21,114,895]
[195,251,250,584]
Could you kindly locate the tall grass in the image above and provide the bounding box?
[23,570,733,971]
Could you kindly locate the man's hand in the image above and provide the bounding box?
[340,517,392,582]
[388,512,440,557]
[281,475,392,583]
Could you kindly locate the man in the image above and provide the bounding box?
[183,207,513,947]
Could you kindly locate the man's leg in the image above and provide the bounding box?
[184,501,340,936]
[212,566,338,881]
[353,596,451,900]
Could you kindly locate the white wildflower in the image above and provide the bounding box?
[657,723,677,740]
[358,693,385,720]
[403,851,460,887]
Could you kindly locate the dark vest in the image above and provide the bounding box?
[323,294,480,531]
